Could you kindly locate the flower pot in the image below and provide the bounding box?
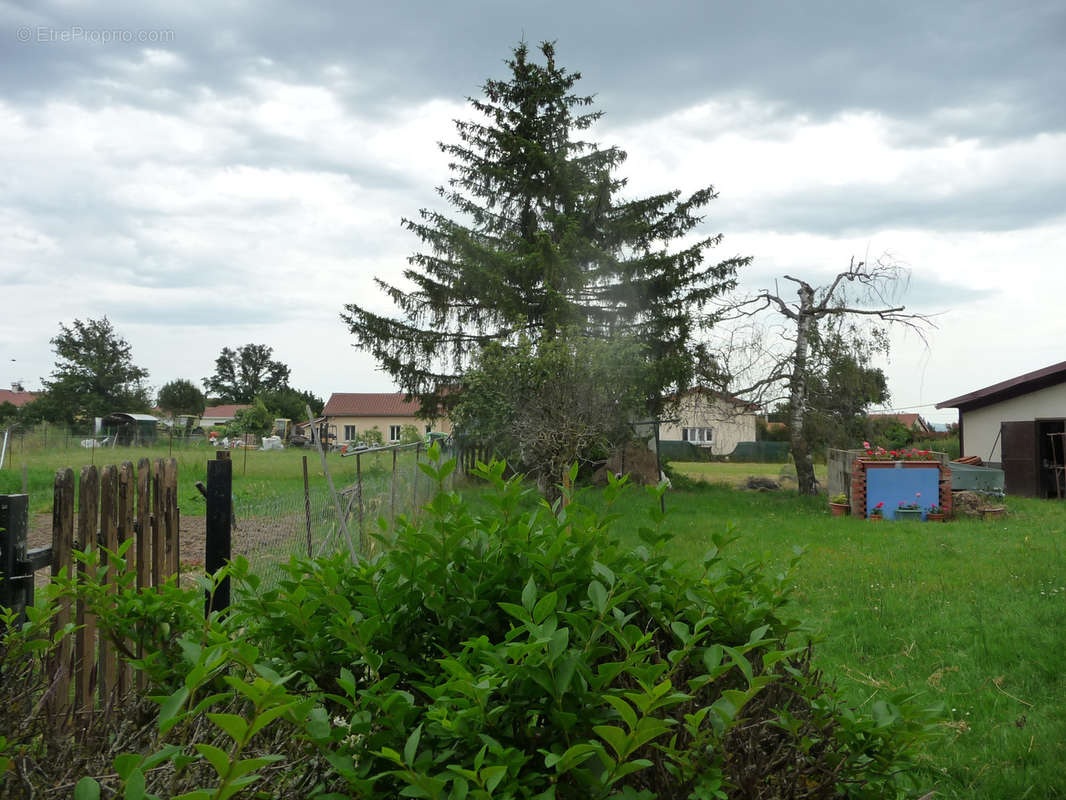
[926,513,946,523]
[895,508,923,522]
[868,515,883,522]
[981,506,1006,520]
[829,502,850,517]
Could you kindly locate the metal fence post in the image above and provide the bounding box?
[205,451,232,616]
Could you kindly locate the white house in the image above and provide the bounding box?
[659,389,757,457]
[322,392,451,445]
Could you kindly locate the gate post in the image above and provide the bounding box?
[0,494,30,617]
[205,451,232,616]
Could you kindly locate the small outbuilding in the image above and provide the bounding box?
[937,360,1066,497]
[102,412,159,446]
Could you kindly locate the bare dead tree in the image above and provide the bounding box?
[715,257,934,495]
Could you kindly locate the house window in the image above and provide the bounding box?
[425,424,432,434]
[343,425,356,442]
[389,424,402,442]
[683,427,713,445]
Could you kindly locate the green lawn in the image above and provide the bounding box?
[585,477,1066,800]
[0,440,430,516]
[669,458,828,488]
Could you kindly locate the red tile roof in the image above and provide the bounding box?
[0,389,38,407]
[201,404,250,419]
[868,413,931,431]
[323,392,423,417]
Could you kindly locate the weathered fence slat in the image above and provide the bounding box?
[49,468,75,722]
[164,458,179,577]
[99,465,118,704]
[117,462,135,695]
[24,458,185,724]
[151,459,164,587]
[135,458,151,690]
[76,466,99,715]
[136,458,151,591]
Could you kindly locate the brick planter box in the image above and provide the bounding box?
[850,460,952,520]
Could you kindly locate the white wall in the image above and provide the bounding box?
[659,393,756,456]
[961,382,1066,462]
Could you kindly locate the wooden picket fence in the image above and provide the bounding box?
[46,458,180,722]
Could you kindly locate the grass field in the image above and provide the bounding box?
[592,464,1066,800]
[668,458,828,488]
[0,440,428,516]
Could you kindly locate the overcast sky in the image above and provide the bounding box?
[2,0,1064,424]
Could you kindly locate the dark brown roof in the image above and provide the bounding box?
[323,392,422,417]
[0,389,38,407]
[936,360,1066,411]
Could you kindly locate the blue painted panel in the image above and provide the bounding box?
[866,465,940,520]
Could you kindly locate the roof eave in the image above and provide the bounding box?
[937,360,1066,410]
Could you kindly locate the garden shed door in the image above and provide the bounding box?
[1001,421,1038,497]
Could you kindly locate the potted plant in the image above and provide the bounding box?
[829,492,850,517]
[868,501,884,521]
[895,494,923,522]
[926,503,946,522]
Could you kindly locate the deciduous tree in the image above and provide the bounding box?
[720,258,932,495]
[39,316,151,423]
[157,379,206,419]
[260,387,324,422]
[451,334,651,499]
[203,344,291,404]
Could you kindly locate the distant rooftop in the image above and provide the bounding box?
[201,404,251,418]
[323,392,422,417]
[0,389,38,407]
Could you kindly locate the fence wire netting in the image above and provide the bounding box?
[229,442,459,590]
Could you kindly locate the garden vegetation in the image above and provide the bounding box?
[1,449,939,799]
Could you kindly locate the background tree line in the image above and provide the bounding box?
[7,319,322,435]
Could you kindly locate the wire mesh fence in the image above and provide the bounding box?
[228,441,459,591]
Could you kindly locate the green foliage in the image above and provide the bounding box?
[203,344,291,404]
[361,425,385,447]
[801,322,890,452]
[158,379,207,418]
[660,459,705,491]
[341,41,747,416]
[2,452,941,798]
[399,423,422,445]
[872,420,913,450]
[912,435,959,460]
[229,398,274,437]
[259,387,324,422]
[38,316,151,423]
[0,400,18,428]
[452,334,651,496]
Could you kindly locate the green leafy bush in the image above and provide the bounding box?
[2,448,941,799]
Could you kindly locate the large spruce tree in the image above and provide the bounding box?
[341,41,749,413]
